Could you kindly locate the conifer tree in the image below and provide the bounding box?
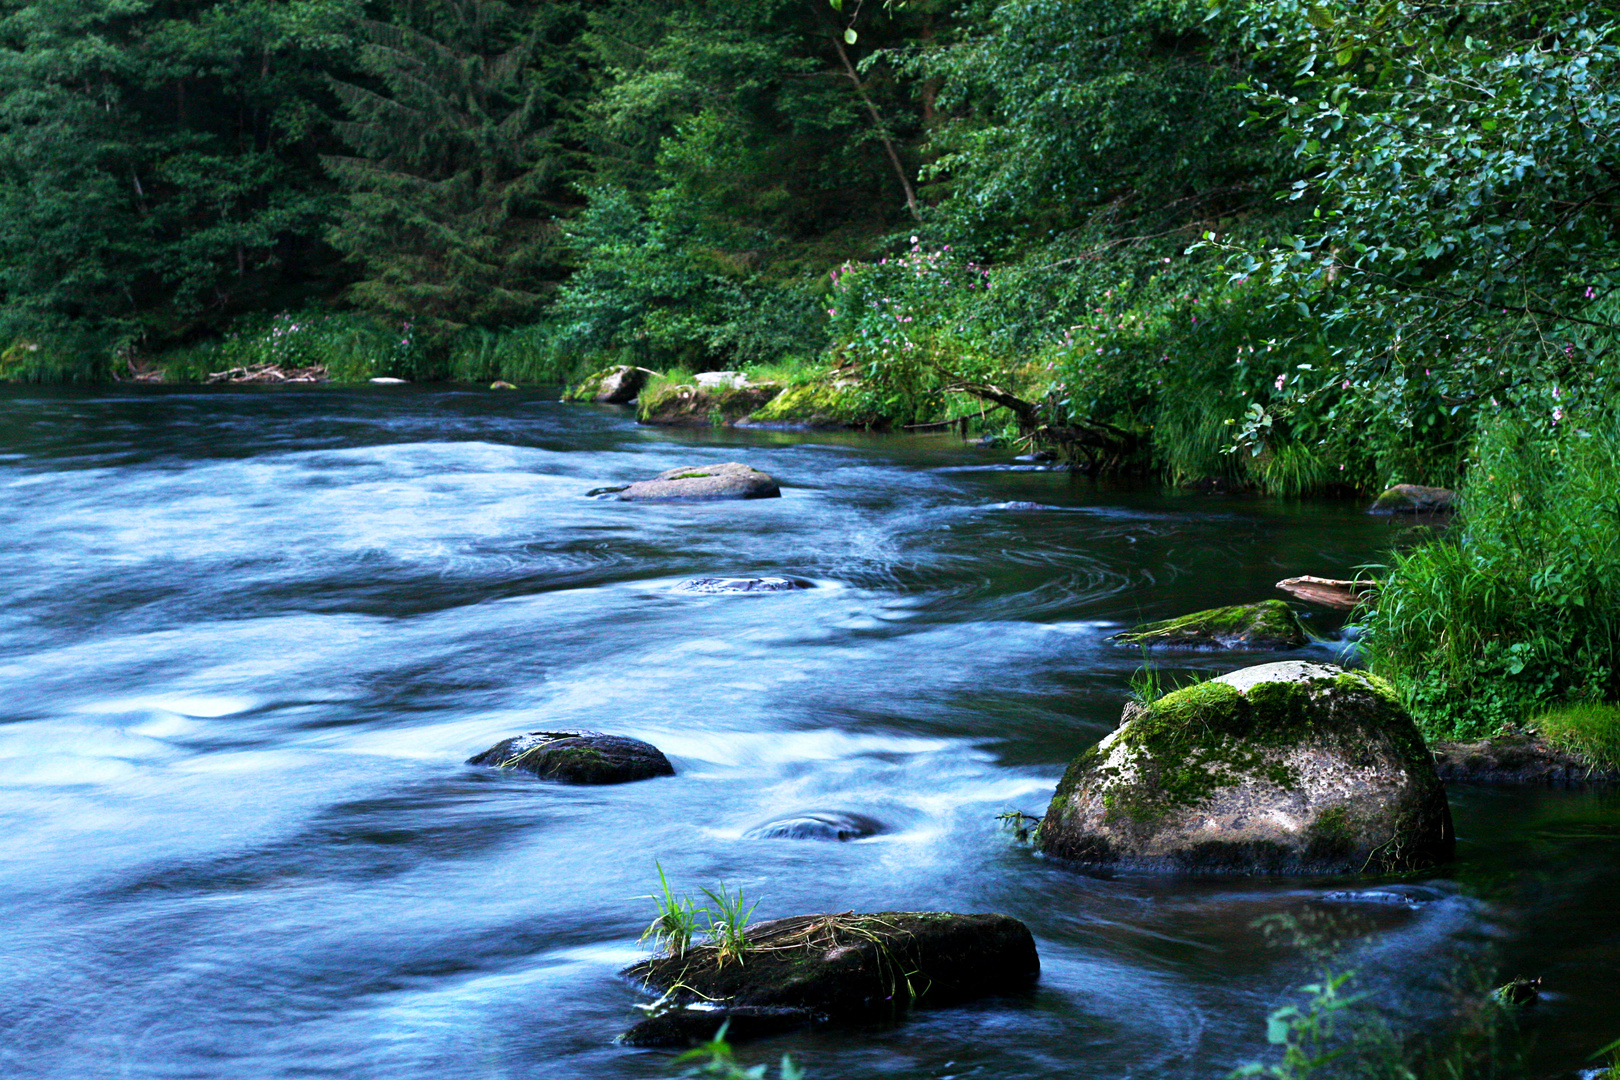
[323,0,572,339]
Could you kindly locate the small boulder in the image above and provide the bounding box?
[673,576,810,594]
[1113,600,1308,650]
[621,911,1039,1046]
[466,731,673,785]
[565,365,661,405]
[1035,661,1454,874]
[615,462,780,502]
[1369,484,1456,514]
[490,380,517,390]
[739,382,886,430]
[369,376,408,384]
[637,380,782,426]
[742,811,883,841]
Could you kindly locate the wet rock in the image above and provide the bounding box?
[743,811,883,841]
[738,382,886,430]
[490,380,517,390]
[1035,661,1455,874]
[565,365,661,405]
[466,731,673,785]
[674,576,811,595]
[1492,977,1542,1008]
[1112,600,1309,651]
[1275,576,1378,611]
[1369,484,1456,514]
[637,380,782,427]
[621,911,1039,1046]
[369,376,408,384]
[1431,731,1619,784]
[619,1005,813,1048]
[993,501,1060,511]
[614,462,780,502]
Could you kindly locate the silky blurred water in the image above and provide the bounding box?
[0,385,1613,1079]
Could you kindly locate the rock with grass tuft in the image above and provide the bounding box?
[1035,661,1454,874]
[619,911,1039,1046]
[637,379,782,426]
[612,462,781,502]
[466,731,673,785]
[1369,484,1456,514]
[1113,599,1309,650]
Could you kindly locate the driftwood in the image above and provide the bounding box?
[206,364,327,384]
[1275,576,1378,610]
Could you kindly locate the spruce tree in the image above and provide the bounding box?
[323,0,571,339]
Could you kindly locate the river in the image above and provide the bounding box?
[0,386,1613,1079]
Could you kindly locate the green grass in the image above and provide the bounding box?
[641,862,705,959]
[699,881,758,967]
[1363,409,1620,738]
[1530,702,1620,771]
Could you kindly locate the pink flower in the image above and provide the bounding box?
[1275,374,1287,391]
[1553,406,1564,423]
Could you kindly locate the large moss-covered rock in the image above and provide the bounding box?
[1369,484,1456,514]
[611,462,781,502]
[466,731,673,784]
[1035,661,1454,874]
[637,380,782,426]
[620,911,1039,1046]
[1113,600,1308,650]
[564,365,661,404]
[739,381,887,430]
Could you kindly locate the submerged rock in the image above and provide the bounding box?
[614,462,780,502]
[620,911,1039,1046]
[565,365,661,405]
[1035,661,1454,874]
[637,380,782,426]
[673,576,810,595]
[466,731,673,785]
[742,810,883,841]
[1112,600,1308,650]
[1431,731,1619,784]
[1369,484,1456,514]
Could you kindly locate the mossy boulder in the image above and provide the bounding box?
[1035,661,1454,874]
[739,381,887,430]
[613,462,781,502]
[466,731,673,785]
[620,911,1039,1047]
[637,380,782,426]
[1369,484,1456,514]
[1113,600,1309,650]
[564,365,660,405]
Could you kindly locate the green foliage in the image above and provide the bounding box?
[323,0,577,342]
[1364,410,1620,738]
[1531,702,1620,772]
[1232,970,1366,1079]
[672,1022,803,1080]
[154,311,403,382]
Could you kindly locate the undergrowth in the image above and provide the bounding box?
[1530,703,1620,772]
[1363,409,1620,739]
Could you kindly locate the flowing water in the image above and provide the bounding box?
[0,386,1614,1080]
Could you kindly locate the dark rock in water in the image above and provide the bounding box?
[743,810,883,841]
[614,462,781,502]
[585,485,630,498]
[620,1005,813,1048]
[1492,977,1542,1008]
[1432,731,1619,784]
[1112,599,1309,650]
[621,911,1039,1046]
[1369,484,1456,514]
[994,501,1059,511]
[1035,661,1455,875]
[466,731,673,785]
[1320,885,1446,908]
[674,576,811,595]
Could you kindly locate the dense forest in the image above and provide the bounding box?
[1,0,1613,484]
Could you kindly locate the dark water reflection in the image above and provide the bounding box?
[0,385,1612,1079]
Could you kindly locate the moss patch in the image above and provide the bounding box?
[745,382,887,429]
[1114,600,1308,650]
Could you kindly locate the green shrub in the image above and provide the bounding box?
[154,312,401,382]
[1364,409,1620,738]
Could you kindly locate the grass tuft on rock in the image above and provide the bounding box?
[1530,703,1620,772]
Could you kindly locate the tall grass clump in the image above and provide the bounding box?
[1363,409,1620,739]
[641,862,704,958]
[447,322,575,385]
[1531,702,1620,772]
